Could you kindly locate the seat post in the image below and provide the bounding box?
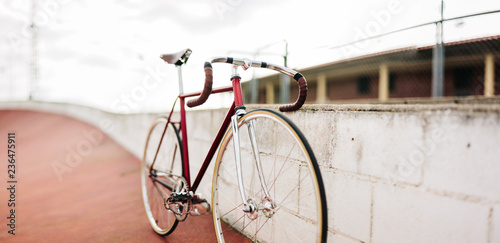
[176,65,184,95]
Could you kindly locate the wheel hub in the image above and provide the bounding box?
[261,197,276,218]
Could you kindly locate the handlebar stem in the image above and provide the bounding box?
[231,65,240,79]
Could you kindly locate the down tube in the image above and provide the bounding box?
[191,102,235,193]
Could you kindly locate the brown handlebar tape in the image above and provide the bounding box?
[187,66,213,108]
[279,77,307,112]
[187,61,306,111]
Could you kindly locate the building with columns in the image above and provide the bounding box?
[243,35,500,104]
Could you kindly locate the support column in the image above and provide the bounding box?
[484,53,495,97]
[379,64,389,101]
[316,74,327,103]
[265,82,275,104]
[280,74,290,104]
[250,78,258,104]
[432,4,445,98]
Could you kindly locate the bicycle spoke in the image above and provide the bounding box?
[240,214,254,234]
[274,181,300,213]
[266,142,297,192]
[252,217,271,241]
[272,215,305,242]
[219,200,244,218]
[222,214,246,233]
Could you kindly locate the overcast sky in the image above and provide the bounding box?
[1,0,500,112]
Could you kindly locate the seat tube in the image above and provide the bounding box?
[180,97,191,186]
[176,65,191,186]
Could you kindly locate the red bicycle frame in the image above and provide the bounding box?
[168,76,244,193]
[156,54,306,195]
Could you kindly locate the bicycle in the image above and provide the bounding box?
[141,49,328,242]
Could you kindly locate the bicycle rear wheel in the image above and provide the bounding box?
[141,117,183,236]
[212,109,327,242]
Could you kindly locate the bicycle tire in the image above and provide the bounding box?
[212,109,327,242]
[141,117,183,236]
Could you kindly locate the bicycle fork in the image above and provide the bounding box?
[231,111,275,218]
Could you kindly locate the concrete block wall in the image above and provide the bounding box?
[287,104,500,243]
[2,101,500,242]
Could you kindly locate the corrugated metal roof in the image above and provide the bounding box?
[417,34,500,50]
[254,34,500,81]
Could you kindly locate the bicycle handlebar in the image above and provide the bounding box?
[186,62,213,108]
[187,57,308,112]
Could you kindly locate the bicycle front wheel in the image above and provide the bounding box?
[212,109,327,242]
[141,117,183,236]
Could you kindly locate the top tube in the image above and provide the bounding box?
[179,85,233,99]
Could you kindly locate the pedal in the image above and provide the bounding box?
[190,193,211,216]
[166,191,193,221]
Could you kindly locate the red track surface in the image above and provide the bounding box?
[0,110,246,242]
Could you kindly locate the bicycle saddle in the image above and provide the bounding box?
[160,49,192,66]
